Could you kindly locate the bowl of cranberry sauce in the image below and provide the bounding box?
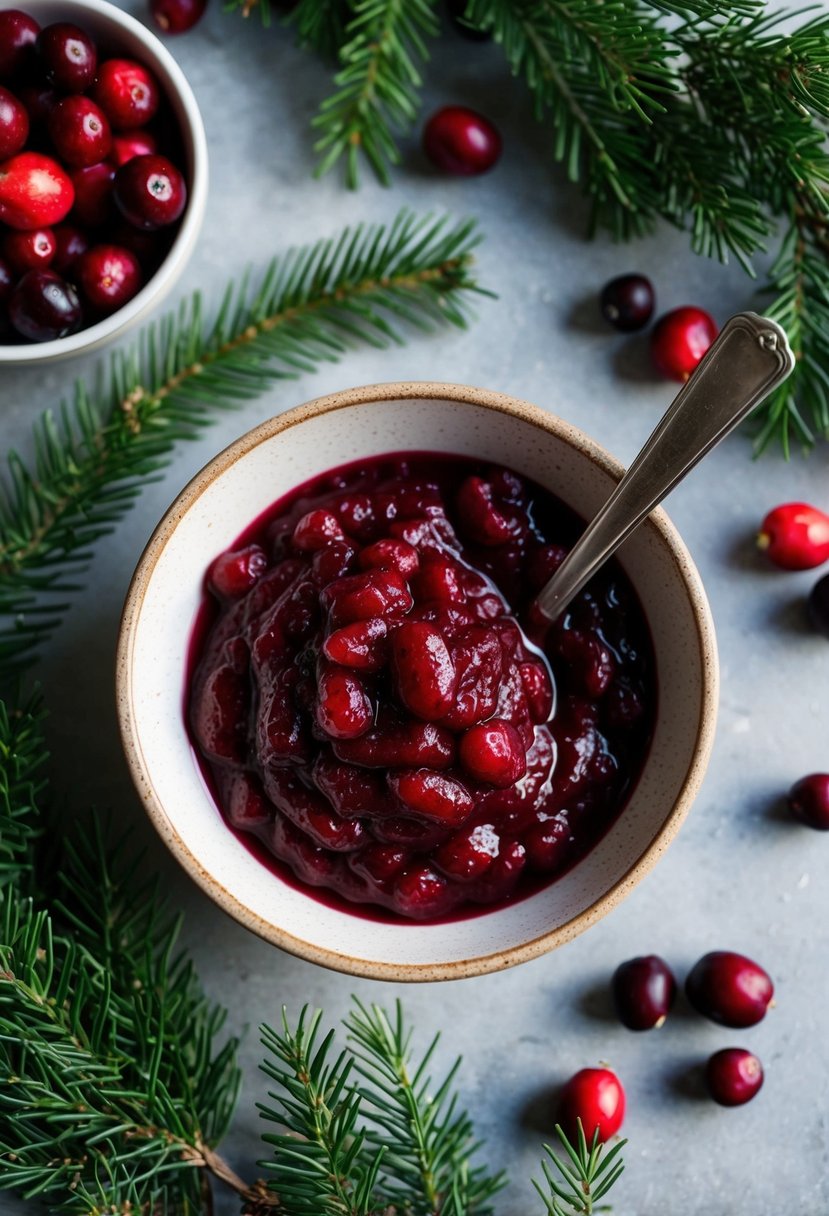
[117,383,718,980]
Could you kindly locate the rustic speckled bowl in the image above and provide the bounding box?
[116,382,719,981]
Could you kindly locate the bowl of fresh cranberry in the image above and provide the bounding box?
[117,383,719,980]
[0,0,206,362]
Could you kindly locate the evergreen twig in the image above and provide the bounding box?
[533,1121,626,1216]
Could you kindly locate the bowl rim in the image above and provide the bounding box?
[0,0,208,365]
[116,380,720,981]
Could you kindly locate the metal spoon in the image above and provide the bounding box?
[533,311,796,625]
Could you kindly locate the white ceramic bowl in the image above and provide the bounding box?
[0,0,207,365]
[117,383,719,981]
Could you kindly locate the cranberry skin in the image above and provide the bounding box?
[76,244,142,314]
[459,719,526,788]
[809,571,829,638]
[3,226,55,273]
[612,955,676,1030]
[110,127,157,167]
[8,268,82,341]
[685,951,774,1028]
[600,273,655,332]
[391,621,457,721]
[94,59,160,130]
[0,10,40,81]
[70,160,115,227]
[0,85,28,159]
[787,773,829,830]
[757,502,829,571]
[0,152,74,229]
[705,1048,764,1107]
[15,82,58,130]
[150,0,208,34]
[650,306,718,381]
[51,223,88,273]
[36,22,97,93]
[422,106,501,176]
[48,95,112,168]
[557,1068,625,1144]
[114,154,186,229]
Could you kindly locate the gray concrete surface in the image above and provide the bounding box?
[4,4,829,1212]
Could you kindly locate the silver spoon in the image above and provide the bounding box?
[533,311,796,625]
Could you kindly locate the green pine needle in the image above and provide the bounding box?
[0,693,46,893]
[533,1120,626,1216]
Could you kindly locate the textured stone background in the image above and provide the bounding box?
[4,3,829,1212]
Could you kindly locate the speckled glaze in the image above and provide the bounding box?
[116,382,719,981]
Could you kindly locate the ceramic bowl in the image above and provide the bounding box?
[0,0,207,365]
[117,382,719,981]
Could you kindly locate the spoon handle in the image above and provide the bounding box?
[534,311,795,624]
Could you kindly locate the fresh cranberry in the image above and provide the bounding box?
[787,773,829,830]
[51,223,88,273]
[422,105,501,175]
[110,128,158,167]
[612,955,676,1030]
[557,1068,625,1144]
[650,306,718,381]
[446,0,490,40]
[0,9,39,80]
[0,151,74,229]
[685,951,774,1028]
[600,273,655,332]
[209,544,268,599]
[3,225,55,272]
[94,59,160,129]
[76,244,142,314]
[150,0,208,33]
[69,160,115,227]
[809,571,829,638]
[705,1048,764,1107]
[36,22,97,93]
[459,720,526,787]
[0,85,28,159]
[48,95,112,168]
[8,268,81,341]
[757,502,829,570]
[113,153,186,229]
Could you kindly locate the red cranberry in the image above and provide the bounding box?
[685,951,774,1028]
[315,666,373,740]
[809,571,829,638]
[359,538,420,578]
[705,1048,764,1107]
[36,22,97,93]
[600,273,655,332]
[3,225,55,272]
[150,0,208,34]
[422,105,501,176]
[8,268,81,341]
[0,85,28,159]
[94,59,160,130]
[787,773,829,830]
[0,9,40,80]
[292,508,343,551]
[209,544,268,599]
[446,0,490,40]
[757,502,829,570]
[114,153,186,229]
[323,617,388,671]
[391,621,457,721]
[324,568,413,626]
[51,222,88,272]
[49,95,112,168]
[76,244,142,314]
[650,306,718,381]
[459,719,526,787]
[110,128,158,167]
[557,1067,625,1144]
[0,151,74,229]
[388,769,474,826]
[612,955,676,1030]
[70,160,115,227]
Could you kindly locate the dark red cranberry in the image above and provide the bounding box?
[113,153,186,229]
[70,160,115,227]
[150,0,208,34]
[0,85,28,159]
[557,1068,625,1144]
[0,9,40,81]
[76,244,142,314]
[612,955,676,1030]
[757,502,829,570]
[110,127,157,167]
[600,273,655,333]
[446,0,490,40]
[93,59,159,130]
[422,105,501,175]
[8,268,82,341]
[49,95,112,168]
[0,255,13,302]
[705,1048,764,1107]
[209,545,268,599]
[650,306,718,381]
[787,773,829,830]
[3,226,56,273]
[391,621,457,721]
[808,571,829,638]
[36,22,97,93]
[51,223,88,273]
[459,719,526,787]
[685,951,774,1028]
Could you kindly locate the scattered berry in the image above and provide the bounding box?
[113,153,187,228]
[36,22,97,92]
[423,105,501,175]
[0,85,28,159]
[8,266,81,339]
[787,773,829,830]
[685,951,774,1028]
[150,0,208,34]
[705,1048,764,1107]
[600,273,655,332]
[808,571,829,638]
[612,955,676,1030]
[557,1067,625,1143]
[650,306,718,381]
[757,502,829,571]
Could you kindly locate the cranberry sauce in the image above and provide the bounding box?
[187,454,655,921]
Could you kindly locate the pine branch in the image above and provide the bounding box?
[0,693,46,892]
[287,0,352,58]
[532,1122,626,1216]
[313,0,440,187]
[0,210,486,680]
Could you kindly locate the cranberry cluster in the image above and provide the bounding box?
[599,273,719,381]
[0,8,187,343]
[189,455,654,921]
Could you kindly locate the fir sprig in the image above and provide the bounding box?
[533,1121,626,1216]
[0,210,486,680]
[0,694,46,892]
